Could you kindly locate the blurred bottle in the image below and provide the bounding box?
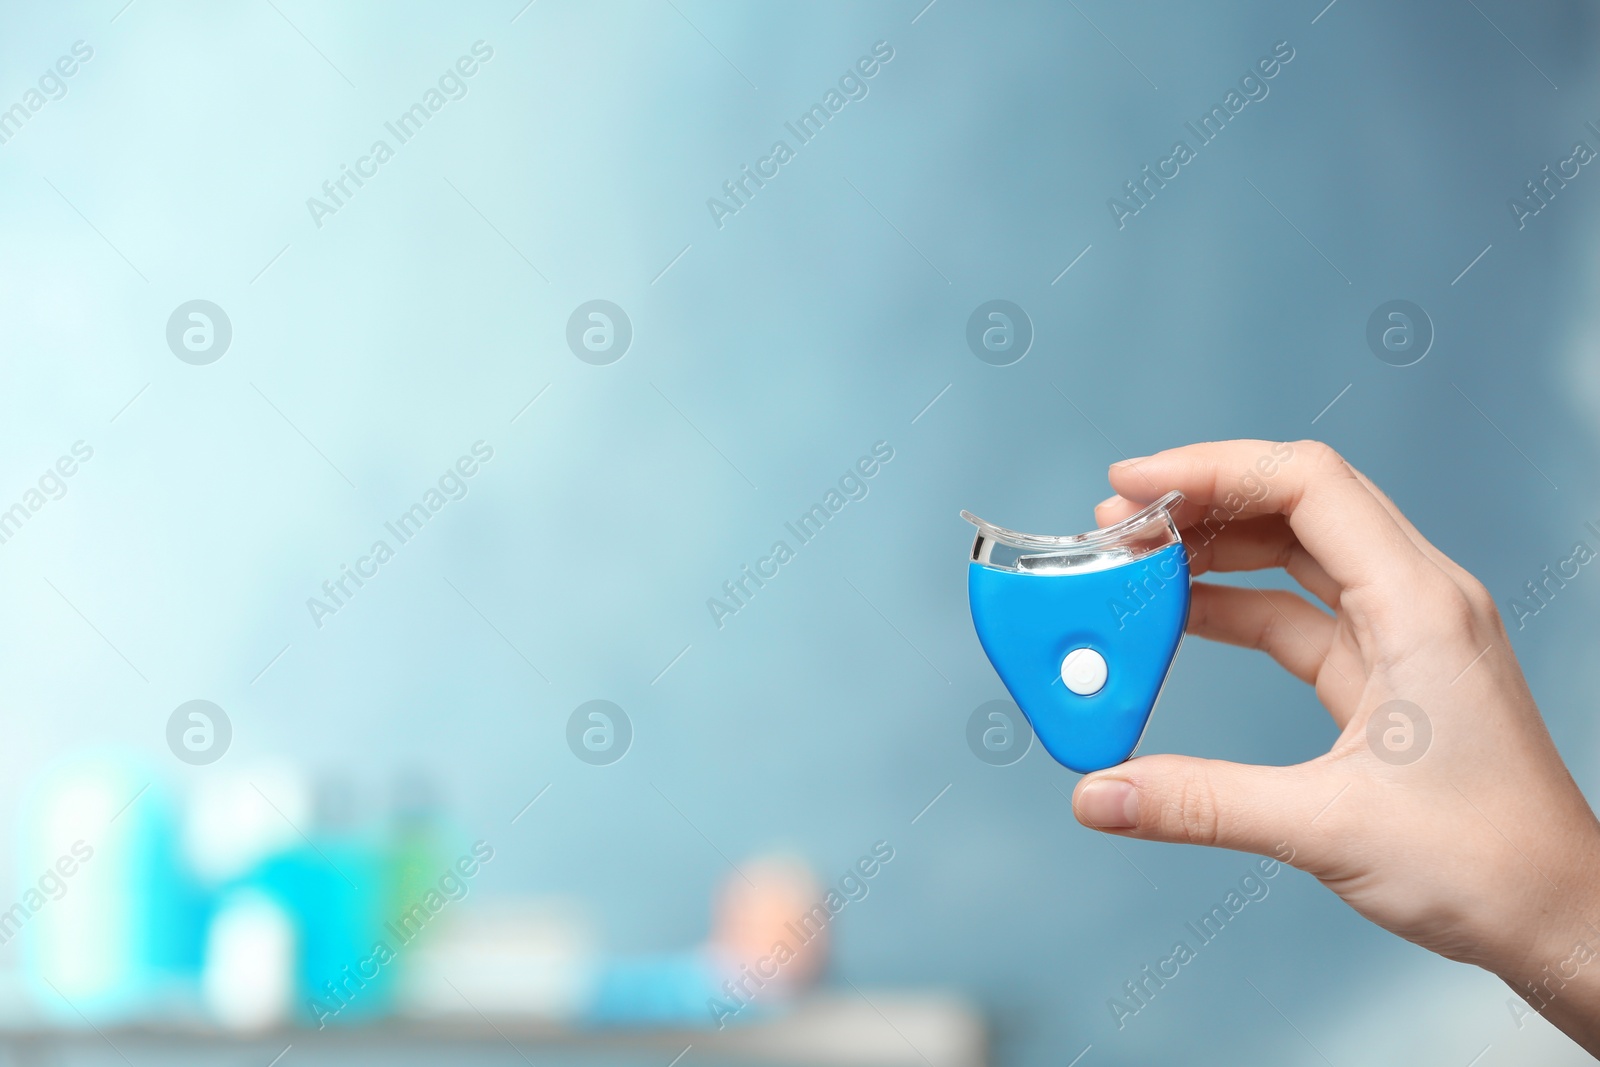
[201,887,295,1029]
[22,755,203,1022]
[384,771,448,949]
[269,772,388,1027]
[190,766,307,1030]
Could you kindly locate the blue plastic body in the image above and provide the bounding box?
[968,542,1190,773]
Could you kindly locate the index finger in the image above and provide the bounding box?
[1106,439,1427,599]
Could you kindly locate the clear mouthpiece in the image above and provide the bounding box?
[961,491,1185,575]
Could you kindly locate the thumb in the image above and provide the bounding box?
[1072,754,1321,859]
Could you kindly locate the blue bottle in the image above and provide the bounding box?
[963,492,1190,773]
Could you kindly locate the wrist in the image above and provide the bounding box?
[1495,932,1600,1056]
[1497,920,1600,1009]
[1485,831,1600,1052]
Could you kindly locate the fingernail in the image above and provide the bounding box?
[1096,494,1121,511]
[1110,457,1148,471]
[1076,779,1138,829]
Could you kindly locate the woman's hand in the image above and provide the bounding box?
[1073,439,1600,1053]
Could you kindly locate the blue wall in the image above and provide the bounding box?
[3,1,1600,1063]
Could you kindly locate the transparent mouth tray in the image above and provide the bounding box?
[961,491,1185,575]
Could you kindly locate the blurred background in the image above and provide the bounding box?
[2,1,1600,1064]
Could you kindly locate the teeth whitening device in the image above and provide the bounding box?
[962,493,1190,773]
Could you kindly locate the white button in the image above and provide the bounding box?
[1061,648,1107,695]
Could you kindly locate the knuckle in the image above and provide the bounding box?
[1283,441,1355,507]
[1459,576,1497,619]
[1290,439,1337,468]
[1169,772,1223,846]
[1439,585,1480,637]
[1250,602,1280,653]
[1275,538,1299,571]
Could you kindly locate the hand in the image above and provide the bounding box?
[1072,439,1600,1053]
